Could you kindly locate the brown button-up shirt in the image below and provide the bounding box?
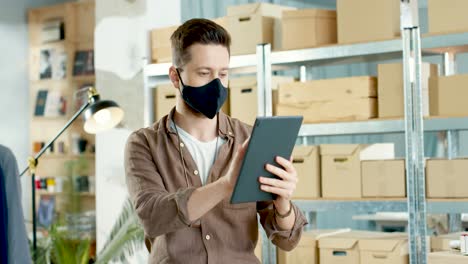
[125,109,307,264]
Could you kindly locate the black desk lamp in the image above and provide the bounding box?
[19,86,124,254]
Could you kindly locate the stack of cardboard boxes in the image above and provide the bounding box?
[289,143,406,200]
[150,2,468,124]
[229,75,295,125]
[278,229,468,264]
[276,76,377,123]
[277,230,410,264]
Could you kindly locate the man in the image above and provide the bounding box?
[125,18,307,263]
[0,145,32,264]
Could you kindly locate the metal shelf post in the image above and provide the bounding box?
[401,1,428,263]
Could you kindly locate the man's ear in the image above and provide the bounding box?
[169,66,180,90]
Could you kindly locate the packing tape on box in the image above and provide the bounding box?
[315,228,352,240]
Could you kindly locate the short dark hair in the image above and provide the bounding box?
[170,18,231,68]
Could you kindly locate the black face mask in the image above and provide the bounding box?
[176,69,228,119]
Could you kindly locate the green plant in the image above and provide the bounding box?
[95,198,145,264]
[49,225,91,264]
[31,226,91,264]
[32,198,145,264]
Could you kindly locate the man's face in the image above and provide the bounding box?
[177,43,230,87]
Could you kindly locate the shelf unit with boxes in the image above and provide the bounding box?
[27,0,97,254]
[143,1,468,263]
[143,30,468,264]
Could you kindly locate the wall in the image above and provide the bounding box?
[94,0,180,262]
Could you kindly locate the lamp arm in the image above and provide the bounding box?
[20,101,91,177]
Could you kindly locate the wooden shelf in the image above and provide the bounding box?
[72,75,95,82]
[40,153,95,160]
[30,79,71,85]
[36,190,95,196]
[29,0,96,221]
[32,115,69,121]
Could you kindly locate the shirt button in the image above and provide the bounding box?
[205,234,211,240]
[228,131,233,135]
[194,170,199,175]
[180,142,184,148]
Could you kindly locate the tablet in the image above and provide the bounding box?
[230,116,303,204]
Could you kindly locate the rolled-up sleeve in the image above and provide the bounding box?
[125,131,197,238]
[257,201,308,251]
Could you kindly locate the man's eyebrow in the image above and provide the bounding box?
[194,66,230,71]
[195,66,212,70]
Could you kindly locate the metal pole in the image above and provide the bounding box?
[142,58,154,127]
[256,44,272,117]
[442,52,463,232]
[31,172,37,256]
[401,1,428,264]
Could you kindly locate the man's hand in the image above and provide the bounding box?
[222,138,250,196]
[259,156,298,215]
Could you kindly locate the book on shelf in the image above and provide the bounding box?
[37,195,55,228]
[34,90,48,116]
[41,19,65,43]
[34,89,67,117]
[39,49,67,80]
[73,50,94,76]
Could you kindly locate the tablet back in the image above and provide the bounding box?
[230,116,303,204]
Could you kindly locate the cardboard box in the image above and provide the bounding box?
[153,83,177,122]
[378,63,438,118]
[276,76,377,123]
[426,159,468,198]
[319,231,390,264]
[428,0,468,34]
[362,160,406,198]
[292,146,320,199]
[226,3,295,55]
[359,236,409,264]
[229,76,294,125]
[227,2,294,18]
[150,25,178,63]
[211,16,228,29]
[431,233,463,252]
[274,9,337,51]
[337,0,400,44]
[277,230,342,264]
[428,251,468,264]
[429,74,468,117]
[320,144,395,198]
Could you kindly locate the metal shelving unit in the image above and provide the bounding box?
[142,1,468,263]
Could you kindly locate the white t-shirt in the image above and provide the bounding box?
[171,120,226,185]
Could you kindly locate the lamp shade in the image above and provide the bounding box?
[83,99,124,134]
